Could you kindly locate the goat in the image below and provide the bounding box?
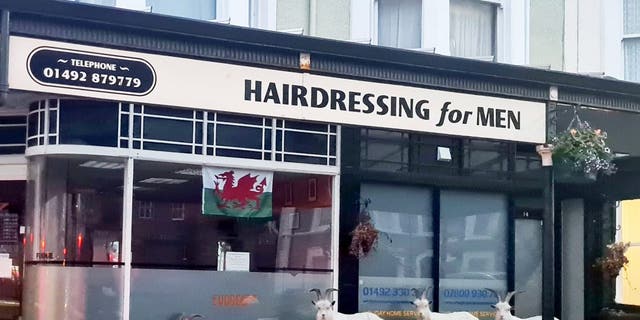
[485,288,558,320]
[310,288,384,320]
[410,288,478,320]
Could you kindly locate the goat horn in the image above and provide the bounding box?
[484,288,503,302]
[325,288,339,300]
[310,288,322,301]
[410,288,421,299]
[504,290,524,303]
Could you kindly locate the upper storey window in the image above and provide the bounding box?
[450,0,497,61]
[377,0,422,49]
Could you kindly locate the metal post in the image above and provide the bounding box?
[542,166,555,320]
[537,142,555,320]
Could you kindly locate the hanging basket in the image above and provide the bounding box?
[348,199,391,259]
[594,242,631,279]
[552,107,616,181]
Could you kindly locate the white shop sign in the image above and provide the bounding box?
[9,36,546,143]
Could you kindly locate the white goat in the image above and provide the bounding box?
[410,288,478,320]
[310,288,384,320]
[485,289,558,320]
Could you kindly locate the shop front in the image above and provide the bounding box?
[4,31,546,319]
[3,2,640,320]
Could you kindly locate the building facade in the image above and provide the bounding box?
[1,1,640,320]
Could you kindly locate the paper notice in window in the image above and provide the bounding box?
[0,257,12,278]
[225,252,250,271]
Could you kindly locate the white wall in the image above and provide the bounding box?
[601,0,624,79]
[563,0,623,77]
[350,0,373,43]
[424,0,450,54]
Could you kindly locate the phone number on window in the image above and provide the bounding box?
[362,287,412,297]
[42,67,143,88]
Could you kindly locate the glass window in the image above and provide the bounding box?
[464,140,509,174]
[0,126,26,145]
[284,131,328,155]
[23,155,124,320]
[131,160,333,269]
[59,100,119,147]
[216,124,263,149]
[146,0,216,21]
[360,129,410,172]
[378,0,422,48]
[450,0,496,59]
[358,183,433,314]
[130,160,333,319]
[143,117,193,143]
[439,190,507,317]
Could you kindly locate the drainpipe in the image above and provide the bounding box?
[0,10,10,107]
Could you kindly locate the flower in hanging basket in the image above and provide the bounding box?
[594,242,631,278]
[552,119,616,177]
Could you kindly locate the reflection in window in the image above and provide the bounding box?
[378,0,422,48]
[439,190,507,313]
[131,160,332,271]
[464,140,508,174]
[358,183,433,314]
[450,0,496,59]
[137,201,153,219]
[360,129,410,172]
[25,156,124,264]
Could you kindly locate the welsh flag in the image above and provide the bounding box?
[202,167,273,218]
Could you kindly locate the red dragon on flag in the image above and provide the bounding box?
[203,168,273,218]
[213,170,267,210]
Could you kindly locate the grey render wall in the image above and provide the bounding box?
[315,0,351,40]
[530,0,564,70]
[276,0,310,33]
[276,0,350,39]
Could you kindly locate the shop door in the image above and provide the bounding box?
[514,208,543,318]
[358,183,433,318]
